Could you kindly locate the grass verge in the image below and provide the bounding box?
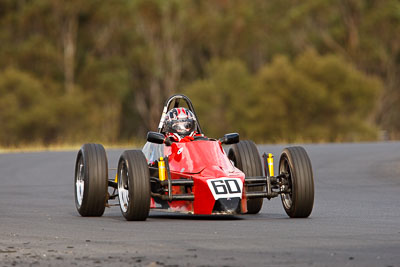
[0,140,146,154]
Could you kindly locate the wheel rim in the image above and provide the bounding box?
[75,157,85,206]
[118,161,130,213]
[280,157,293,210]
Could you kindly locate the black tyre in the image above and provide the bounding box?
[279,146,314,218]
[117,150,151,221]
[228,140,264,214]
[74,144,108,216]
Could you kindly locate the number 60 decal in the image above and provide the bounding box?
[207,178,243,200]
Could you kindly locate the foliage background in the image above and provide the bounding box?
[0,0,398,146]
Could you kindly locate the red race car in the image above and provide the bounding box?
[74,94,314,220]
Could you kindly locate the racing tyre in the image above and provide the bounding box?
[279,146,314,218]
[74,144,108,216]
[117,150,151,221]
[228,140,264,214]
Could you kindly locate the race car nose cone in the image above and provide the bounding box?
[212,197,241,214]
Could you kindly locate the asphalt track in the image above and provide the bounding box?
[1,142,400,266]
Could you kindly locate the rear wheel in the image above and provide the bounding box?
[117,150,151,221]
[228,140,264,214]
[279,146,314,218]
[74,144,108,216]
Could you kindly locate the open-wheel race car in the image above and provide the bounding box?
[74,94,314,220]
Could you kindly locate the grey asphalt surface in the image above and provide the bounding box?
[1,142,400,267]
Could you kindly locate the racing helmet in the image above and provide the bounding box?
[164,107,196,137]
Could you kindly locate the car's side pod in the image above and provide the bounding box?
[219,133,240,145]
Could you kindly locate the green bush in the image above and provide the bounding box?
[185,50,383,143]
[0,68,87,146]
[184,59,253,139]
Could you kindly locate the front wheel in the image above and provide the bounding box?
[117,150,151,221]
[228,140,264,214]
[74,144,108,216]
[279,146,314,218]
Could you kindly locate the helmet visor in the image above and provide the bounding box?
[171,119,194,135]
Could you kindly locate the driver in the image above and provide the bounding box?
[164,107,204,142]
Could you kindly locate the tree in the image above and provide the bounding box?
[281,0,400,138]
[0,68,57,145]
[254,50,383,142]
[184,59,253,139]
[184,50,382,142]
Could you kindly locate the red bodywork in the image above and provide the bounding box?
[149,140,247,214]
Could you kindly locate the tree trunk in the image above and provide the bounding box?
[63,15,78,94]
[134,2,184,131]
